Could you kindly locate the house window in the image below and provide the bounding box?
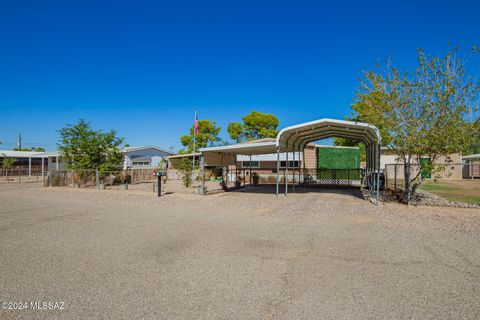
[280,161,299,168]
[242,161,260,168]
[132,161,151,166]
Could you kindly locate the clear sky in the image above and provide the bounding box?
[0,0,479,151]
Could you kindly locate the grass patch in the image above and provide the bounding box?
[419,181,480,205]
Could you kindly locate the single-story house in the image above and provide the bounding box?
[462,154,480,179]
[381,148,463,180]
[0,150,64,176]
[1,145,175,175]
[122,146,174,169]
[167,139,361,183]
[167,140,316,173]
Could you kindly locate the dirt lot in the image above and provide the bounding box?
[1,184,479,319]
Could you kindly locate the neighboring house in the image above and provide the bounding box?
[122,146,174,169]
[462,154,480,179]
[381,148,463,180]
[0,150,64,175]
[1,145,176,174]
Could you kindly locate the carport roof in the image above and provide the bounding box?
[199,141,277,155]
[200,118,381,154]
[276,118,381,150]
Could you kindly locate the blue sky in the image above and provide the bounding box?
[0,0,479,151]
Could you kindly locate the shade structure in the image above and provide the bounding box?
[275,118,381,171]
[199,118,382,204]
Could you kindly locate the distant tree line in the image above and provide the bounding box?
[179,111,279,153]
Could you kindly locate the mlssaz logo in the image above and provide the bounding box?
[30,301,65,310]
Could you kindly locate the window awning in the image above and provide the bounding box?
[199,141,277,155]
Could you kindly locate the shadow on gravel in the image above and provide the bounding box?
[230,184,366,200]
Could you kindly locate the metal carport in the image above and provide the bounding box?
[200,118,382,204]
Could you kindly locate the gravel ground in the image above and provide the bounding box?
[1,184,479,319]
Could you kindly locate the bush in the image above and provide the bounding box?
[182,173,192,188]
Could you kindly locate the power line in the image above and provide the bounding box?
[0,141,58,145]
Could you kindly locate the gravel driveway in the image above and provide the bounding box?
[1,184,479,319]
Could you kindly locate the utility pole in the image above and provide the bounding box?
[17,133,22,150]
[192,111,198,181]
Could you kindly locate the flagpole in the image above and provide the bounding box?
[192,111,197,181]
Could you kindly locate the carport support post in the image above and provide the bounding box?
[376,144,380,206]
[302,146,306,185]
[275,147,280,197]
[292,150,295,192]
[28,157,31,177]
[41,157,45,186]
[95,170,99,190]
[201,154,205,194]
[285,151,288,196]
[249,155,252,185]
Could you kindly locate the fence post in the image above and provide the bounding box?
[394,164,397,191]
[96,170,99,190]
[406,164,411,205]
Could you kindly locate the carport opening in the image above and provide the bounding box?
[199,119,382,204]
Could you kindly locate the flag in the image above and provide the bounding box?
[194,111,199,135]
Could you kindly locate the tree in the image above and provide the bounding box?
[227,111,279,142]
[1,155,15,179]
[464,126,480,155]
[58,119,125,172]
[180,120,221,153]
[333,116,367,161]
[333,137,367,162]
[13,147,45,152]
[227,122,244,143]
[354,47,479,199]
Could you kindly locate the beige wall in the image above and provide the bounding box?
[382,153,463,181]
[204,152,237,167]
[303,145,317,170]
[233,145,317,171]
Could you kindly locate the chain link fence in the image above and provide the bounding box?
[46,169,157,189]
[198,167,366,194]
[384,163,480,205]
[0,167,47,184]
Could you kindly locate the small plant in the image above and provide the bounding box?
[113,172,132,184]
[1,155,15,180]
[252,172,260,185]
[234,176,243,187]
[176,157,196,188]
[182,173,192,188]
